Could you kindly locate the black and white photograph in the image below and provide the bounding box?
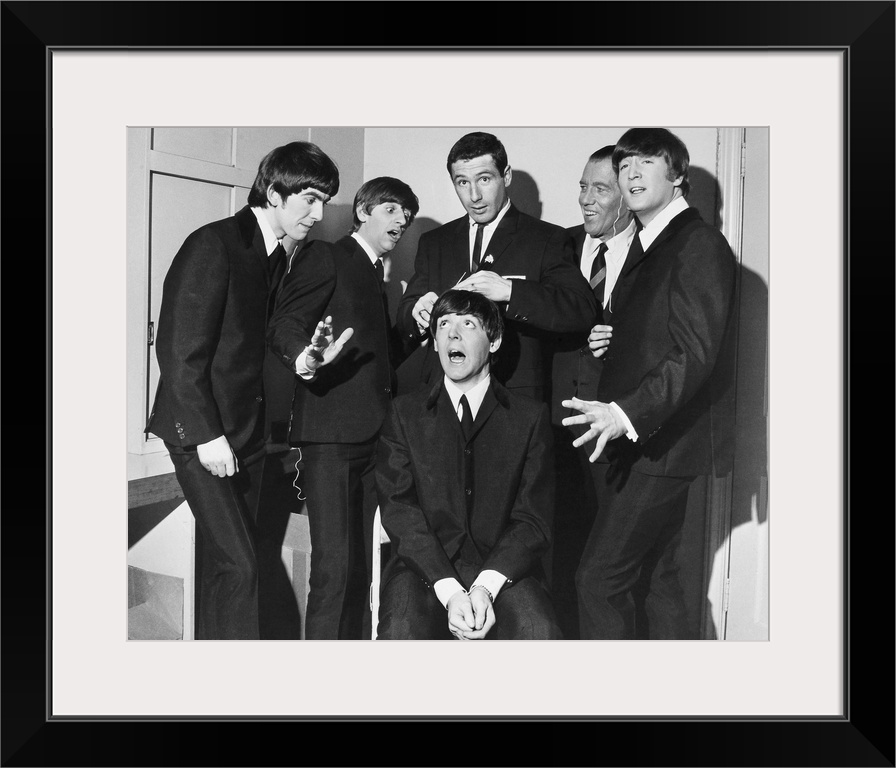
[12,2,891,759]
[126,125,769,646]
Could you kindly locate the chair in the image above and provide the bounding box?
[369,506,391,640]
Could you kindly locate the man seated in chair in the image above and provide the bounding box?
[375,289,562,640]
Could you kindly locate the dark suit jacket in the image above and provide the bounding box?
[550,224,605,427]
[396,204,596,394]
[376,378,554,588]
[599,207,737,478]
[146,205,273,455]
[267,235,397,445]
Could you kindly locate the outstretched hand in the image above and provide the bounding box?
[561,397,627,462]
[304,315,354,372]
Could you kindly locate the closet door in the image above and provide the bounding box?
[127,127,305,479]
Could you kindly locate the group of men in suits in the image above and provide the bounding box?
[146,127,736,642]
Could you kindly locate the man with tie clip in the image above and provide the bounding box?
[146,141,341,639]
[549,145,636,637]
[397,131,596,403]
[376,290,562,640]
[268,176,419,640]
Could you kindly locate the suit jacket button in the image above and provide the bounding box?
[179,434,186,440]
[465,488,472,495]
[175,422,182,427]
[384,387,391,394]
[464,448,471,455]
[256,395,263,402]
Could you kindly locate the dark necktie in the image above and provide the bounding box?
[269,242,287,284]
[471,223,484,272]
[589,241,609,304]
[267,242,287,319]
[374,257,385,289]
[459,394,474,442]
[626,223,644,263]
[606,224,643,319]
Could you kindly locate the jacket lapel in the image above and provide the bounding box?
[236,205,268,265]
[570,225,587,267]
[449,217,472,281]
[467,383,500,443]
[479,204,519,270]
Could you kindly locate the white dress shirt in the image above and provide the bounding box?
[251,206,283,258]
[433,375,508,608]
[467,199,512,272]
[579,219,637,310]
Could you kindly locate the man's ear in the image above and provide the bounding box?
[503,165,512,188]
[489,335,503,354]
[356,203,369,223]
[266,184,282,208]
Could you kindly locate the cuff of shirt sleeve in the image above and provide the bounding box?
[471,570,507,602]
[295,350,316,380]
[609,401,638,442]
[434,578,466,609]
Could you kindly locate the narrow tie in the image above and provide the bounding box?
[470,223,484,272]
[459,394,474,442]
[269,242,287,283]
[589,240,609,304]
[606,223,643,320]
[374,257,385,289]
[267,242,288,318]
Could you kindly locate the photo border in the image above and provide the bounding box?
[7,1,893,765]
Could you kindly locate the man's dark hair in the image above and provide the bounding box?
[247,141,340,207]
[588,145,616,164]
[351,177,420,233]
[612,128,690,197]
[446,132,508,175]
[429,289,504,344]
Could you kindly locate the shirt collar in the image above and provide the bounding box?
[469,198,511,234]
[251,206,282,257]
[604,219,637,261]
[351,232,380,266]
[443,374,491,421]
[638,195,689,251]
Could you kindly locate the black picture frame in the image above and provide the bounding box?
[8,1,893,765]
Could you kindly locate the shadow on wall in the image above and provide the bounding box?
[687,166,722,229]
[307,203,354,246]
[730,263,769,529]
[508,169,543,221]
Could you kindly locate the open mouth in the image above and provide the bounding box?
[447,349,466,364]
[628,186,646,195]
[387,228,401,242]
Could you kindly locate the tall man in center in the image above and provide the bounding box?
[397,132,597,402]
[268,177,419,639]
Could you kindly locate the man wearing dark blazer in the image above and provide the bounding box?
[396,131,596,402]
[377,290,562,640]
[268,177,419,640]
[146,141,341,639]
[549,145,635,638]
[563,128,737,640]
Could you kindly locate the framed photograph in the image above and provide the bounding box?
[11,1,893,765]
